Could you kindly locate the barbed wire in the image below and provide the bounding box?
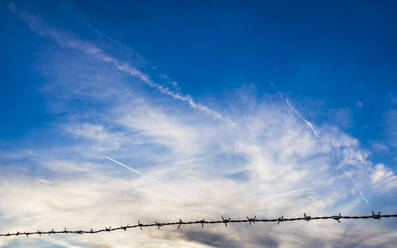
[1,212,396,238]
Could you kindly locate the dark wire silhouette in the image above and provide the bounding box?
[1,212,396,237]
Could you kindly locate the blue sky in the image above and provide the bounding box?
[1,1,397,247]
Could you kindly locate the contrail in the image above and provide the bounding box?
[8,3,224,121]
[284,98,320,137]
[105,156,177,194]
[269,81,369,204]
[105,156,146,177]
[269,81,319,137]
[342,169,369,205]
[106,156,219,214]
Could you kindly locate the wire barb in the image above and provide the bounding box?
[277,216,284,225]
[178,219,184,229]
[304,213,311,222]
[332,213,342,223]
[247,216,256,225]
[221,216,231,227]
[372,211,381,220]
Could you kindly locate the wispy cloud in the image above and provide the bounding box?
[370,163,397,192]
[105,156,178,195]
[342,169,369,204]
[268,81,372,205]
[2,4,397,248]
[8,2,225,122]
[284,98,320,137]
[269,81,320,137]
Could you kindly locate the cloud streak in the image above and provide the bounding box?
[269,81,319,137]
[342,169,369,205]
[2,4,397,248]
[105,156,178,195]
[8,2,225,122]
[267,81,372,205]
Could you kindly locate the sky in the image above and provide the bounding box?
[0,0,396,247]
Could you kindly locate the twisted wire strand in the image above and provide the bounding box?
[1,212,396,237]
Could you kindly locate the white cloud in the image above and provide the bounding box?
[2,4,397,248]
[64,123,126,153]
[371,142,390,153]
[3,86,395,247]
[370,163,397,192]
